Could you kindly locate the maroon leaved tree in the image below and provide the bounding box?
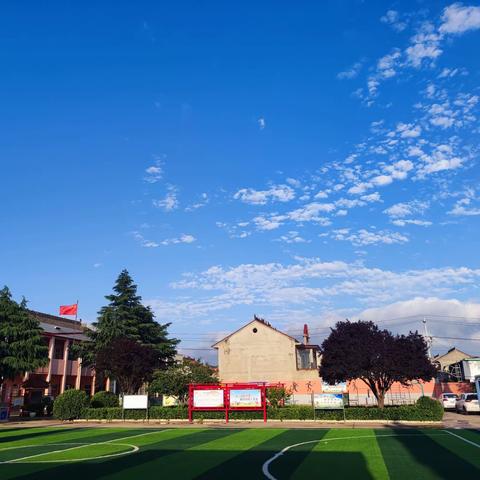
[320,320,437,408]
[95,337,158,395]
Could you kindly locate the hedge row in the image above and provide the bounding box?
[80,397,443,421]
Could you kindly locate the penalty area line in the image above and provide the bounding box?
[2,429,167,464]
[262,432,450,480]
[443,429,480,449]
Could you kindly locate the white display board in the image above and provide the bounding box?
[314,393,344,409]
[123,394,148,409]
[229,389,262,408]
[193,389,224,408]
[321,382,347,393]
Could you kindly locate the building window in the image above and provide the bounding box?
[53,339,65,359]
[296,347,317,370]
[68,342,76,361]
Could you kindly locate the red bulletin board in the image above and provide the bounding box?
[188,383,267,423]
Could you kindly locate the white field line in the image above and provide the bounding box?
[262,433,450,480]
[15,443,139,463]
[2,429,166,464]
[0,443,89,452]
[443,429,480,448]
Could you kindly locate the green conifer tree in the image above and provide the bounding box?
[0,287,48,388]
[83,270,178,368]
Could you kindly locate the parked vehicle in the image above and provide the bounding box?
[440,393,457,410]
[455,393,480,414]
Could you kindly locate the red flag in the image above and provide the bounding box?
[59,304,78,316]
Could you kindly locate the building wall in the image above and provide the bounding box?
[215,319,475,406]
[216,320,320,386]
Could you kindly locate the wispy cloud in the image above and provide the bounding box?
[337,61,363,80]
[153,186,179,211]
[234,184,295,205]
[144,156,164,183]
[146,258,480,320]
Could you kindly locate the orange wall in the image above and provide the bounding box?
[280,378,473,397]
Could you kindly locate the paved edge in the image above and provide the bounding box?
[1,418,448,430]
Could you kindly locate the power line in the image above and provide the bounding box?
[432,335,480,342]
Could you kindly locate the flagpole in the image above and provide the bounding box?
[75,300,79,322]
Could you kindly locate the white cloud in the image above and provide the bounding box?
[153,187,179,211]
[380,10,408,32]
[144,158,163,183]
[371,175,393,187]
[148,258,480,320]
[287,202,336,222]
[161,234,196,245]
[277,231,309,244]
[384,200,429,218]
[234,185,295,205]
[253,215,285,231]
[314,190,329,199]
[439,3,480,34]
[416,143,464,177]
[448,197,480,216]
[258,117,266,130]
[405,28,443,67]
[132,231,159,248]
[332,228,409,246]
[392,219,432,227]
[185,193,209,211]
[396,122,422,138]
[377,49,402,78]
[337,61,363,80]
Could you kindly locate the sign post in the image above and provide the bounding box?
[313,393,346,422]
[475,375,480,403]
[122,394,149,421]
[188,383,267,423]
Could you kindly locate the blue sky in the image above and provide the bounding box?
[1,1,480,361]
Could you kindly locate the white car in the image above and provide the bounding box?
[455,393,480,414]
[440,393,457,410]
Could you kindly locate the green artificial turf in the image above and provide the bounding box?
[0,426,478,479]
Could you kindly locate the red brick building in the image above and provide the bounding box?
[1,310,100,409]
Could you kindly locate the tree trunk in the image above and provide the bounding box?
[377,392,385,409]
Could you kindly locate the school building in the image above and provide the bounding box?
[0,310,102,409]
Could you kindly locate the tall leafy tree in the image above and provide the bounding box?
[320,320,436,408]
[95,337,157,394]
[0,287,48,388]
[149,358,218,404]
[80,270,178,372]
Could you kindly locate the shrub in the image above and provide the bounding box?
[53,389,90,420]
[80,401,443,422]
[415,396,444,420]
[266,386,291,408]
[91,391,119,408]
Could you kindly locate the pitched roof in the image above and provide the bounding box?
[212,317,300,348]
[29,310,85,330]
[28,310,90,341]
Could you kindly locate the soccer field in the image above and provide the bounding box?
[0,426,479,479]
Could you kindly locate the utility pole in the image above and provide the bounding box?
[422,317,432,358]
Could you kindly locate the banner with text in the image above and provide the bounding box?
[314,393,344,409]
[229,389,262,408]
[321,382,347,393]
[193,389,224,408]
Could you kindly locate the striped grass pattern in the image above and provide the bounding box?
[0,426,479,479]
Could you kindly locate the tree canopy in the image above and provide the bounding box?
[95,337,158,394]
[320,320,436,408]
[149,358,218,403]
[79,270,178,370]
[0,286,48,386]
